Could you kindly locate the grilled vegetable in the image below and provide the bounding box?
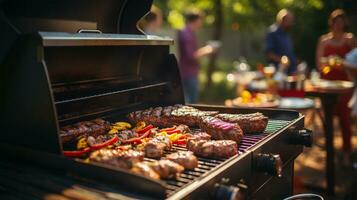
[113,122,132,131]
[63,148,91,157]
[90,136,119,150]
[166,129,182,135]
[137,124,154,135]
[76,137,88,150]
[133,121,146,132]
[160,126,177,132]
[121,128,153,144]
[108,129,119,134]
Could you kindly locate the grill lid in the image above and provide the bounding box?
[0,0,153,64]
[0,0,184,154]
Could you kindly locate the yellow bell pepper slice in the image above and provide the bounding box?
[112,122,132,131]
[76,137,88,150]
[168,133,182,142]
[134,121,146,132]
[108,129,119,134]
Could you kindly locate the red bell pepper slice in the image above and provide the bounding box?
[121,129,152,144]
[137,124,154,135]
[90,136,119,150]
[63,147,91,157]
[166,129,181,135]
[173,139,187,146]
[160,126,177,132]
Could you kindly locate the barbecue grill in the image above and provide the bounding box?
[0,1,312,199]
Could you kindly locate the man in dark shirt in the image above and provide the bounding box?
[178,11,215,103]
[265,9,297,75]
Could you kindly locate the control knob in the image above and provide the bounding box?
[253,153,283,177]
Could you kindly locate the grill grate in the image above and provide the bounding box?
[163,119,291,196]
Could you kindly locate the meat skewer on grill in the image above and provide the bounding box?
[170,105,219,127]
[166,151,198,170]
[89,149,144,169]
[60,118,111,143]
[145,160,184,179]
[144,136,172,158]
[187,139,238,159]
[128,105,218,127]
[186,132,212,150]
[131,162,160,180]
[187,132,212,141]
[215,112,268,134]
[198,116,244,143]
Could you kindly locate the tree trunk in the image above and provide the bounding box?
[204,0,223,91]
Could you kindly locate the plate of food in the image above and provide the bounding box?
[225,90,280,108]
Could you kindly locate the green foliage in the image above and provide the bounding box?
[155,0,357,66]
[154,0,357,103]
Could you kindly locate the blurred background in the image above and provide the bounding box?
[141,1,357,199]
[147,0,357,103]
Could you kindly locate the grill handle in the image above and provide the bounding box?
[213,181,247,200]
[288,129,313,147]
[77,29,103,34]
[253,153,283,177]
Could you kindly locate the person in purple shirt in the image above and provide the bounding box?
[178,11,216,103]
[265,9,297,75]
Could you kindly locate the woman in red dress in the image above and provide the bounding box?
[316,9,356,162]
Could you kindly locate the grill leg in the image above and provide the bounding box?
[321,95,336,196]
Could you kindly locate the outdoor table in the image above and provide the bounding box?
[304,80,354,196]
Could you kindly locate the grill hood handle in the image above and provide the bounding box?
[77,29,102,34]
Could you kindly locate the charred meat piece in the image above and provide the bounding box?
[117,130,139,140]
[86,135,114,147]
[186,132,212,150]
[147,160,184,179]
[166,151,198,170]
[60,119,111,143]
[170,106,219,127]
[89,149,144,169]
[128,105,218,127]
[215,113,268,134]
[187,140,238,159]
[175,124,191,133]
[198,116,243,143]
[131,162,160,180]
[144,136,172,158]
[128,110,142,123]
[187,132,211,141]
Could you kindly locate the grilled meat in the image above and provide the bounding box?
[60,119,111,143]
[198,116,243,143]
[117,130,139,140]
[144,136,172,158]
[175,124,191,133]
[131,162,160,180]
[187,132,211,141]
[89,149,144,169]
[171,106,219,127]
[166,151,198,170]
[146,160,184,179]
[86,135,113,146]
[186,132,212,150]
[215,113,268,134]
[187,139,238,159]
[128,105,218,127]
